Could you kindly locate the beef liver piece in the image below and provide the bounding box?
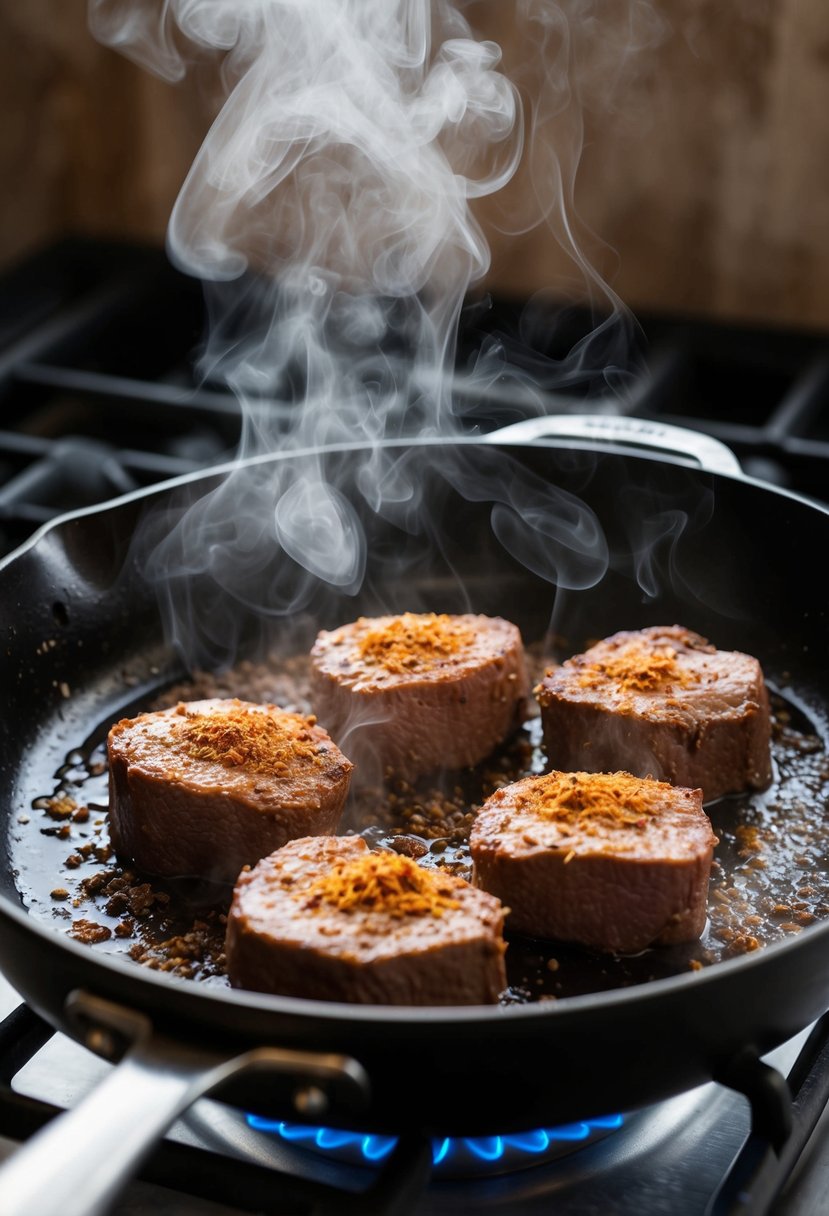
[535,625,772,802]
[108,699,353,883]
[310,612,529,783]
[470,769,717,954]
[225,835,507,1004]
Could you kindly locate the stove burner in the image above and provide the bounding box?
[245,1112,625,1178]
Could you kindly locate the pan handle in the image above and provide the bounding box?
[484,413,743,477]
[0,991,370,1216]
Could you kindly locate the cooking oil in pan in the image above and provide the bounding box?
[8,651,829,1003]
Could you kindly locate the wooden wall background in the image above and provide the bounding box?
[1,0,827,332]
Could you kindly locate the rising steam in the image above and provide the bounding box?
[89,0,657,668]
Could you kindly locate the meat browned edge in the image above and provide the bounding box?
[470,770,717,954]
[107,699,353,883]
[535,625,772,802]
[225,835,507,1004]
[310,612,529,783]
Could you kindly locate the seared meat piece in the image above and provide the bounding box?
[470,769,717,954]
[310,612,529,782]
[107,699,352,883]
[535,626,772,802]
[225,835,507,1004]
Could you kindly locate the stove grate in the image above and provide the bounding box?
[2,238,829,557]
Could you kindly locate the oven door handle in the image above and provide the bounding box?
[485,413,743,477]
[0,991,371,1216]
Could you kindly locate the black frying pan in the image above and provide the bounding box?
[1,418,828,1215]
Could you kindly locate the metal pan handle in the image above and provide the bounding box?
[0,991,370,1216]
[485,413,742,477]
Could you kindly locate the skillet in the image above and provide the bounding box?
[1,416,828,1214]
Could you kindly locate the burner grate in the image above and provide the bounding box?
[2,237,829,558]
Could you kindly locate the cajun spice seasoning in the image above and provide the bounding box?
[356,613,477,674]
[576,642,701,693]
[301,850,462,919]
[171,701,323,775]
[515,770,666,831]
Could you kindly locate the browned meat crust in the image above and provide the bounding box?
[470,769,717,954]
[225,835,507,1004]
[107,699,353,882]
[310,612,529,782]
[535,625,772,801]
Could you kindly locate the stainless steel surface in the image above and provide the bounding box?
[2,965,828,1215]
[0,985,369,1216]
[485,414,744,476]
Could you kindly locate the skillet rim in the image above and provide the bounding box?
[2,431,829,1029]
[4,875,829,1027]
[2,431,829,584]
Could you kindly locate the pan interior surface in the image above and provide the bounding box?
[3,442,829,1007]
[7,617,829,1009]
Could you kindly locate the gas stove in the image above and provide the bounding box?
[2,237,829,1214]
[3,971,829,1216]
[2,237,829,559]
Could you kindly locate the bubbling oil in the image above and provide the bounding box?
[11,650,829,1003]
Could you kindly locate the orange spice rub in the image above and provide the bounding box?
[172,701,322,775]
[517,770,665,833]
[300,850,461,919]
[356,613,477,675]
[577,642,701,693]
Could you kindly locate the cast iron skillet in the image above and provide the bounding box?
[1,417,828,1215]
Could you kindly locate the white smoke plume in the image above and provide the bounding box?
[91,1,520,432]
[89,0,660,667]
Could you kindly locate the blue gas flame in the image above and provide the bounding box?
[246,1113,624,1167]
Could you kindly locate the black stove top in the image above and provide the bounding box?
[1,236,829,561]
[2,237,829,1215]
